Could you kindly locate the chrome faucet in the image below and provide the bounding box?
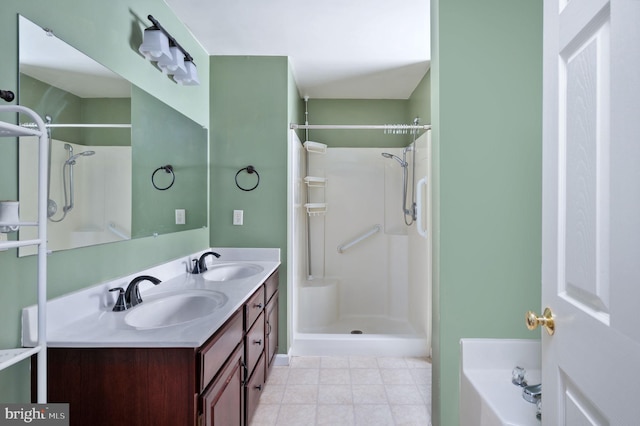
[512,366,528,387]
[522,383,542,403]
[124,275,161,308]
[191,251,221,274]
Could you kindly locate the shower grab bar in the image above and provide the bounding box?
[108,222,131,240]
[21,123,131,129]
[416,177,428,238]
[337,224,381,253]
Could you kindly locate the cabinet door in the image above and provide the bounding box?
[265,291,279,377]
[201,344,244,426]
[245,353,266,426]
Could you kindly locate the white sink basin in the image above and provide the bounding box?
[125,291,228,329]
[202,263,264,282]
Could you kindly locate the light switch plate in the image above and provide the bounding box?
[175,209,186,225]
[233,210,243,226]
[0,233,7,251]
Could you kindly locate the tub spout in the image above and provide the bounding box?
[522,383,542,403]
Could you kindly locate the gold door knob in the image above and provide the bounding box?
[526,307,555,335]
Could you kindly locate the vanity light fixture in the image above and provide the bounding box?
[138,23,171,62]
[173,59,199,86]
[139,15,199,86]
[158,45,186,75]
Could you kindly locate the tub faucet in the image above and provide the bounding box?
[522,383,542,403]
[125,275,161,308]
[195,251,221,273]
[511,366,528,387]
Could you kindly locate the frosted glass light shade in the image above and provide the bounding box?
[158,46,186,75]
[138,27,171,62]
[173,60,200,86]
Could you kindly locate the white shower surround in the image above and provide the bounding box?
[19,137,131,255]
[287,130,432,357]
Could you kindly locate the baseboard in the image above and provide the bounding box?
[273,353,290,366]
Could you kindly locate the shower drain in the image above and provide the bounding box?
[350,330,363,334]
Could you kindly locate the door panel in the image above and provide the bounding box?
[542,0,640,423]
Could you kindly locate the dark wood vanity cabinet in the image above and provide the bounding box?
[199,310,245,426]
[241,269,279,425]
[264,271,279,377]
[36,268,281,426]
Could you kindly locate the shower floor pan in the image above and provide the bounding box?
[292,316,429,357]
[300,315,417,335]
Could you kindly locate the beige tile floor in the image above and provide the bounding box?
[250,356,432,426]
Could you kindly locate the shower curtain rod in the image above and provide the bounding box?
[290,124,431,131]
[21,123,131,129]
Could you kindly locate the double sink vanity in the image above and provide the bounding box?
[22,248,281,426]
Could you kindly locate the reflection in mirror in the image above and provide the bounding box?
[18,15,132,256]
[131,87,208,238]
[17,16,209,256]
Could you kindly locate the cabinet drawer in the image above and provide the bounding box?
[264,270,279,304]
[245,286,265,329]
[198,310,243,392]
[245,353,266,426]
[246,311,265,376]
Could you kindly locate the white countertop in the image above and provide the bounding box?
[22,248,280,348]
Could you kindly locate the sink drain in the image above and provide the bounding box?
[350,330,363,334]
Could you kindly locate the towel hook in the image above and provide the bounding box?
[235,165,260,191]
[151,165,175,190]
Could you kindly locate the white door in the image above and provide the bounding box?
[541,0,640,423]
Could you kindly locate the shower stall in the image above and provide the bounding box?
[287,125,432,357]
[18,136,131,255]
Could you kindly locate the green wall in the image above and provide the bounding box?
[430,0,542,424]
[209,56,291,353]
[300,74,431,148]
[0,0,210,402]
[408,69,431,126]
[19,74,131,146]
[305,99,410,147]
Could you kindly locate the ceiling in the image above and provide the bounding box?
[19,16,131,98]
[19,2,430,100]
[163,0,431,99]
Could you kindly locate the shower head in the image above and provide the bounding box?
[381,152,407,167]
[65,150,96,165]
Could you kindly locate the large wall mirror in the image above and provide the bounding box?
[17,15,208,256]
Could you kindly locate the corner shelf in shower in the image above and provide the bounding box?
[304,203,328,216]
[304,176,327,188]
[0,105,48,403]
[303,141,327,154]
